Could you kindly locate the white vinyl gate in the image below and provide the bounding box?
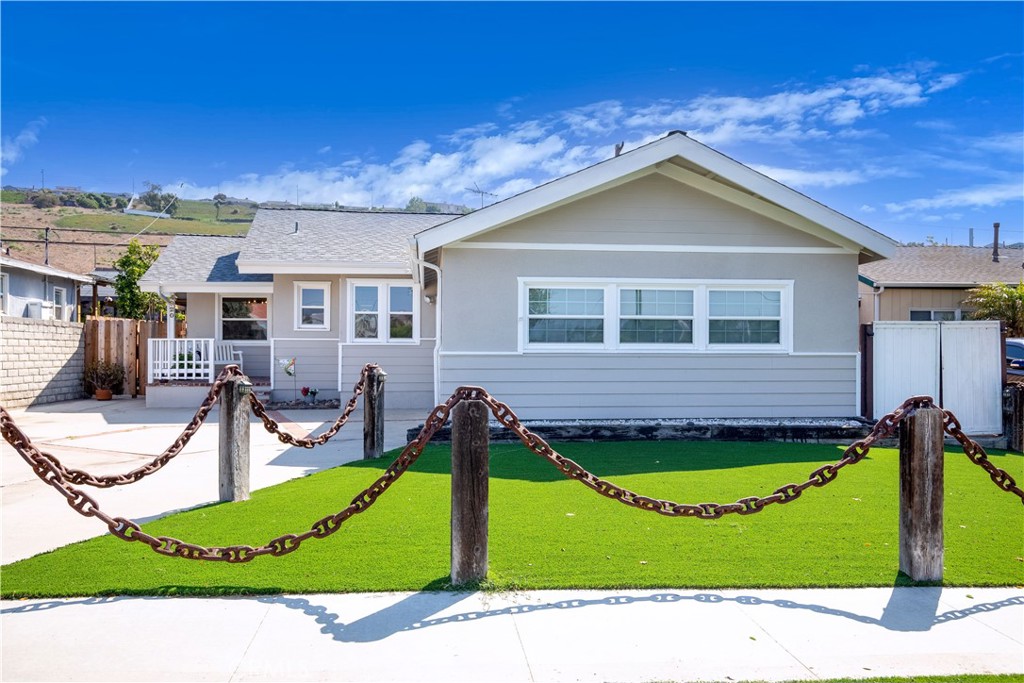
[872,321,1003,434]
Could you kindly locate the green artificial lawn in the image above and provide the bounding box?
[2,441,1021,597]
[766,677,1023,683]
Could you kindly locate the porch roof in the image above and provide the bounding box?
[140,235,272,293]
[236,208,458,275]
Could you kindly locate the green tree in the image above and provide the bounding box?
[113,239,163,319]
[405,196,427,213]
[213,192,228,220]
[140,181,178,216]
[31,192,59,209]
[963,281,1024,336]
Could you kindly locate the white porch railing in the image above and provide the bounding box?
[149,338,214,383]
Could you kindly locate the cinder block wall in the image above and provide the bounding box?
[0,317,87,408]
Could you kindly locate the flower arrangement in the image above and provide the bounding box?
[301,387,319,401]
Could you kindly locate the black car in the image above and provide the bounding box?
[1008,338,1024,376]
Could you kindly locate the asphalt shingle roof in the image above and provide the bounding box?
[859,246,1024,286]
[140,236,271,285]
[239,209,458,268]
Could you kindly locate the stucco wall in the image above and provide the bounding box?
[0,317,87,407]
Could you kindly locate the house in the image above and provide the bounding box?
[0,254,93,321]
[140,131,897,417]
[858,245,1024,325]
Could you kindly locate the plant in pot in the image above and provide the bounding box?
[83,361,126,400]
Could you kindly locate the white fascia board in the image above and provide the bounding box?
[235,260,410,275]
[0,259,93,283]
[664,136,897,258]
[449,242,850,255]
[415,144,676,253]
[872,282,976,288]
[140,281,274,294]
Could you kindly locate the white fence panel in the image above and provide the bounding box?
[148,338,214,383]
[873,322,940,417]
[940,321,1002,434]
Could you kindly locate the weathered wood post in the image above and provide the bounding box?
[363,367,387,459]
[219,376,252,502]
[899,405,944,581]
[451,398,489,586]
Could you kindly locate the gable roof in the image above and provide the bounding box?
[414,131,896,264]
[859,246,1024,288]
[0,254,94,284]
[236,208,458,275]
[140,235,272,293]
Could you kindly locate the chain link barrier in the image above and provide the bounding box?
[0,366,244,489]
[0,370,1020,563]
[248,364,378,448]
[940,409,1024,502]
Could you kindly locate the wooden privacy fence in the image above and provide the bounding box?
[84,317,185,397]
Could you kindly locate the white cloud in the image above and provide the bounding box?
[1,118,47,172]
[752,165,867,189]
[885,181,1024,214]
[860,204,877,213]
[317,146,332,155]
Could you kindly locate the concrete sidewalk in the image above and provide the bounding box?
[2,399,1022,682]
[2,587,1022,682]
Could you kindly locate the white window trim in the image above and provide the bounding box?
[52,286,68,322]
[217,295,271,345]
[346,279,420,344]
[909,308,961,322]
[518,277,793,354]
[1,273,10,315]
[294,281,331,331]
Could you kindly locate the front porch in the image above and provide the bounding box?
[145,337,271,407]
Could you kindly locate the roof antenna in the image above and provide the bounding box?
[465,181,497,209]
[614,142,624,157]
[293,221,299,234]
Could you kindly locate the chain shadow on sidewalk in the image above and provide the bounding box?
[6,587,1020,643]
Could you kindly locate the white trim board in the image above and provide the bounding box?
[450,242,851,255]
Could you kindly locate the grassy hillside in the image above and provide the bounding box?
[52,199,255,235]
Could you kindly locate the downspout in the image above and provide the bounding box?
[873,285,885,322]
[408,238,442,404]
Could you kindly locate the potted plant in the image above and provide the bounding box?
[83,361,126,400]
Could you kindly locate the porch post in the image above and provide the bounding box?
[166,297,175,339]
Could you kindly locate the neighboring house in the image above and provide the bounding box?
[858,246,1024,325]
[141,131,896,417]
[0,254,92,321]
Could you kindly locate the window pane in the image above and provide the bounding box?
[222,298,267,319]
[301,288,324,307]
[620,289,693,316]
[620,319,693,344]
[223,320,268,341]
[390,313,413,339]
[709,290,780,317]
[528,318,603,343]
[934,310,956,321]
[529,288,603,316]
[909,310,931,321]
[709,320,780,344]
[301,308,324,326]
[354,313,378,339]
[390,286,413,313]
[53,289,65,306]
[354,286,378,312]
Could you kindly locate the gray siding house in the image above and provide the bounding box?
[0,254,92,321]
[141,132,896,416]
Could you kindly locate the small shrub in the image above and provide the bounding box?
[75,196,100,209]
[83,361,126,394]
[31,192,59,209]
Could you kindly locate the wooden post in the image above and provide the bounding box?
[219,376,251,502]
[899,406,944,581]
[363,367,387,459]
[451,399,489,586]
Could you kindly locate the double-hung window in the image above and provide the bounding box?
[52,287,67,322]
[295,282,330,330]
[221,297,269,341]
[349,280,418,343]
[521,279,790,352]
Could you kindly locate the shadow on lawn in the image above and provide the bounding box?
[344,442,882,483]
[6,584,1020,644]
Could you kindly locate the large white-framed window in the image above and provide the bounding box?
[220,296,269,342]
[0,273,9,315]
[520,278,792,353]
[347,280,419,343]
[294,281,331,330]
[52,287,68,322]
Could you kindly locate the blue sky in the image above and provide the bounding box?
[2,2,1021,245]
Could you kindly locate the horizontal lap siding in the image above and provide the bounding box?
[272,340,338,399]
[342,342,435,409]
[439,353,857,419]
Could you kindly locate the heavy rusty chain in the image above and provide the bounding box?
[941,409,1024,503]
[247,364,377,448]
[472,391,934,520]
[0,380,463,562]
[0,366,243,489]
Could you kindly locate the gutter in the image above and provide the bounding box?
[408,238,442,404]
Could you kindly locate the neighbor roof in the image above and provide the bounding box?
[858,246,1024,287]
[414,131,897,263]
[236,208,458,275]
[0,255,94,284]
[140,235,272,293]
